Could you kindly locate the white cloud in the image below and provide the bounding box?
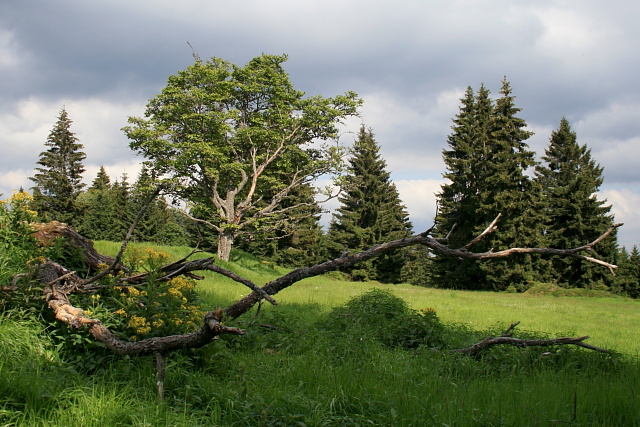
[357,88,463,178]
[573,102,640,184]
[395,179,444,231]
[0,97,144,198]
[599,188,640,248]
[0,169,32,198]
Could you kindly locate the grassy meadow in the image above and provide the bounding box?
[1,241,639,426]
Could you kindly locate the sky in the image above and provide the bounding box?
[1,0,639,248]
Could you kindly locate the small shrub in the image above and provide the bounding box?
[45,247,205,370]
[325,288,444,349]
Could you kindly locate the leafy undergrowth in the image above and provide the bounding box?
[2,292,640,426]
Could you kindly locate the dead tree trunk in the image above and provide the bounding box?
[30,218,620,354]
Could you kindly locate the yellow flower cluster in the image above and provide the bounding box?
[110,248,205,341]
[127,315,151,336]
[3,190,38,218]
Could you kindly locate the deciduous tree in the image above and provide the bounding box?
[124,54,361,261]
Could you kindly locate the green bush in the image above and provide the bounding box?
[325,288,444,349]
[0,192,44,312]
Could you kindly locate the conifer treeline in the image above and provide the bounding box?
[22,91,640,296]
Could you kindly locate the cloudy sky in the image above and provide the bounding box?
[1,0,639,248]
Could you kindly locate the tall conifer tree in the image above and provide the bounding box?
[431,86,491,289]
[107,174,134,241]
[328,125,411,283]
[477,79,545,289]
[433,80,543,290]
[91,166,111,190]
[613,246,640,298]
[30,108,86,226]
[535,118,616,288]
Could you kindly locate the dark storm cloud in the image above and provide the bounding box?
[0,2,194,108]
[1,0,639,245]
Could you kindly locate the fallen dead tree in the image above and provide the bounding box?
[27,216,621,399]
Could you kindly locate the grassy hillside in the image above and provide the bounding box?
[95,241,640,356]
[1,241,637,426]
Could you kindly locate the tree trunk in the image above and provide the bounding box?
[217,231,234,261]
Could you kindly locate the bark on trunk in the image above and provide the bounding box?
[217,231,234,261]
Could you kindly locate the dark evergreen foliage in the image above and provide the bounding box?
[613,246,640,298]
[237,183,328,267]
[535,118,617,289]
[77,167,114,241]
[29,108,86,227]
[401,246,433,287]
[79,167,190,246]
[328,125,412,283]
[432,80,545,291]
[90,166,111,190]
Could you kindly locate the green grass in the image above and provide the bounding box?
[1,241,637,426]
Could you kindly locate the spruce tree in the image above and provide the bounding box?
[91,166,111,190]
[78,167,114,240]
[328,125,411,283]
[477,79,545,289]
[431,86,491,289]
[627,246,640,298]
[107,174,134,241]
[30,108,86,226]
[432,80,543,291]
[535,118,617,289]
[130,166,189,246]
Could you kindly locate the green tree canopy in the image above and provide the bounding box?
[90,166,111,191]
[124,54,361,260]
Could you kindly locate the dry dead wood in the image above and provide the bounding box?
[31,221,125,271]
[450,321,611,356]
[224,218,621,318]
[30,216,619,361]
[39,259,243,357]
[28,215,620,400]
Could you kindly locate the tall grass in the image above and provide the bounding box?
[2,241,635,426]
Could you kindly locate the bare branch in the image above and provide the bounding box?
[572,223,622,252]
[224,221,621,319]
[461,213,501,250]
[501,321,520,337]
[177,208,223,234]
[450,321,612,355]
[84,185,163,286]
[32,215,620,361]
[202,262,278,306]
[451,335,611,355]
